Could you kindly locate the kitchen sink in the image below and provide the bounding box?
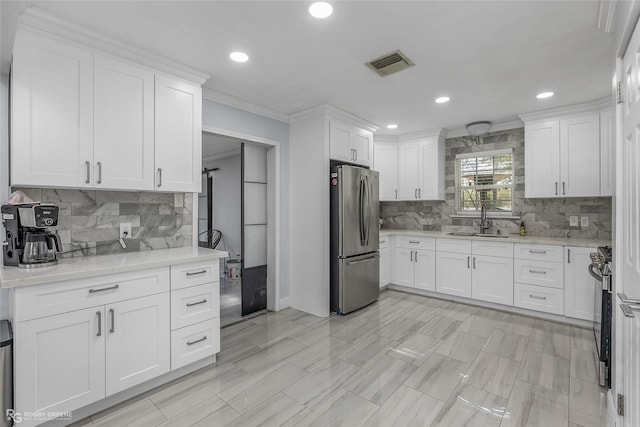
[447,232,509,238]
[447,232,477,236]
[474,234,509,238]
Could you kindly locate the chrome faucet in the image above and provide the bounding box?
[479,204,492,234]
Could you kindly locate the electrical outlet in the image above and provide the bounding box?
[581,216,589,227]
[120,223,132,239]
[569,216,579,227]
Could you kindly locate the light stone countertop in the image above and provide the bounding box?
[380,229,611,248]
[0,246,229,288]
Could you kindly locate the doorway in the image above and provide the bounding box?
[199,132,272,326]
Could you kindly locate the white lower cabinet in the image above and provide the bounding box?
[514,283,564,315]
[435,251,472,297]
[379,246,390,288]
[564,246,599,321]
[171,318,221,370]
[393,237,436,291]
[471,255,514,306]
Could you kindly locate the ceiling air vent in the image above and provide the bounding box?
[366,50,415,77]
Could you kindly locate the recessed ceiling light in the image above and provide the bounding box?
[309,2,333,19]
[435,96,450,104]
[536,91,554,99]
[386,124,398,129]
[229,51,249,63]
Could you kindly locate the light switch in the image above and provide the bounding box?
[569,216,579,227]
[581,216,589,227]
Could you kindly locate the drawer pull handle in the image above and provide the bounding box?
[89,284,120,293]
[529,295,547,301]
[187,299,207,307]
[96,311,102,337]
[186,270,207,276]
[529,250,547,254]
[187,336,207,346]
[109,308,115,333]
[409,241,420,244]
[529,270,547,275]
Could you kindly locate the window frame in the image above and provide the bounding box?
[454,148,514,217]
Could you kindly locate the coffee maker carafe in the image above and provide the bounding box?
[1,204,62,268]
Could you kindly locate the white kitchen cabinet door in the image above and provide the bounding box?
[94,54,155,190]
[560,113,600,197]
[155,75,202,192]
[11,30,94,188]
[353,128,373,167]
[393,247,415,288]
[417,138,445,200]
[398,141,419,200]
[329,119,353,163]
[105,293,170,395]
[564,246,599,321]
[379,246,389,288]
[414,249,436,291]
[436,251,472,297]
[373,142,399,200]
[15,308,105,423]
[600,108,614,197]
[471,255,514,306]
[524,120,560,198]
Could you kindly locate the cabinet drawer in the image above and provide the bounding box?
[14,267,170,322]
[514,259,564,289]
[379,235,390,249]
[514,244,564,262]
[514,283,564,315]
[436,238,472,254]
[171,261,219,290]
[171,318,220,370]
[395,236,435,251]
[171,283,220,330]
[472,241,513,258]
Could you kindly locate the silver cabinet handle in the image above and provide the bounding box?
[186,299,207,307]
[473,257,476,269]
[187,336,207,346]
[395,189,398,199]
[409,240,420,244]
[85,161,91,184]
[186,269,207,276]
[529,270,547,274]
[418,189,421,198]
[562,182,566,195]
[529,295,547,300]
[529,249,546,254]
[620,304,640,318]
[567,249,571,263]
[555,182,558,196]
[414,189,418,199]
[410,251,414,262]
[157,168,162,187]
[467,256,470,269]
[96,311,102,337]
[415,251,418,262]
[89,284,120,294]
[96,161,102,184]
[354,149,358,161]
[618,293,640,304]
[109,308,115,333]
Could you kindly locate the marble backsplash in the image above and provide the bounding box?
[12,187,193,256]
[380,127,613,240]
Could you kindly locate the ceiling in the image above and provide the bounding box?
[202,133,242,159]
[1,1,616,135]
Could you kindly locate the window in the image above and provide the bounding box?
[455,149,513,214]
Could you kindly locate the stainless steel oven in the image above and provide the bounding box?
[589,246,612,388]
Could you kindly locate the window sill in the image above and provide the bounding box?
[450,214,522,220]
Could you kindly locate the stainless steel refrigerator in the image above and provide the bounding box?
[330,164,380,314]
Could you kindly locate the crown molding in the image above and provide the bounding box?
[597,0,617,33]
[289,104,378,132]
[518,97,614,122]
[445,120,524,138]
[202,88,289,123]
[17,7,210,84]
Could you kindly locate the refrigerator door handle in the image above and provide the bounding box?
[346,254,377,265]
[359,176,366,246]
[365,174,372,246]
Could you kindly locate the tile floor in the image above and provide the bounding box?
[72,289,610,427]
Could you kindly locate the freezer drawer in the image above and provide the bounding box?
[336,252,380,314]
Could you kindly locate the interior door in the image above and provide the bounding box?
[618,20,640,427]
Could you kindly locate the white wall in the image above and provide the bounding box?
[202,100,290,301]
[1,74,10,318]
[202,154,242,259]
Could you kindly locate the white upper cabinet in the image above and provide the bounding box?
[397,133,445,200]
[155,75,202,192]
[329,119,373,167]
[373,141,398,200]
[524,111,603,198]
[94,55,155,190]
[11,30,94,188]
[10,23,205,193]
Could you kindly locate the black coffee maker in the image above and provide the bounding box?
[1,204,62,268]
